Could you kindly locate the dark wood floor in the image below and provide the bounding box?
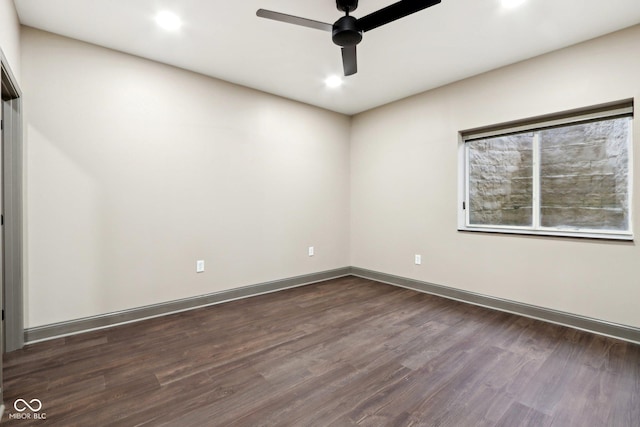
[3,276,640,426]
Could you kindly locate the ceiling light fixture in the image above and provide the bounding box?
[501,0,526,8]
[324,75,343,88]
[155,10,182,31]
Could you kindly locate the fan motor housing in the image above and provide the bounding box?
[332,16,363,47]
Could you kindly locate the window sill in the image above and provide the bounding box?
[458,226,634,241]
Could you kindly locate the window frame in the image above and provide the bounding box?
[458,100,634,241]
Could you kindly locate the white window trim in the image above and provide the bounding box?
[457,101,634,241]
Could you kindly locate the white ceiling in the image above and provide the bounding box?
[14,0,640,115]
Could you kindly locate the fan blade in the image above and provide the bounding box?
[357,0,441,33]
[256,9,333,32]
[341,46,358,76]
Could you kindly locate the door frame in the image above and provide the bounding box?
[1,47,24,353]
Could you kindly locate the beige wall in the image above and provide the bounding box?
[0,0,21,81]
[351,24,640,328]
[22,27,351,328]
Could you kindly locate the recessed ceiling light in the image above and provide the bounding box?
[155,10,182,31]
[501,0,526,8]
[324,75,343,88]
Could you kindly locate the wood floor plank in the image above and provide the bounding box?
[495,401,552,427]
[3,276,639,426]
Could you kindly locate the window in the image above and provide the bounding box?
[459,101,633,240]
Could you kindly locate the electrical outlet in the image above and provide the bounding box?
[308,246,314,257]
[414,254,422,265]
[196,260,205,273]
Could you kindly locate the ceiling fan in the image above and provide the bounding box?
[256,0,442,76]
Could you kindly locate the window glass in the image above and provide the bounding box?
[539,118,629,231]
[468,133,533,226]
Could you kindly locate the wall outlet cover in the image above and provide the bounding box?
[196,260,205,273]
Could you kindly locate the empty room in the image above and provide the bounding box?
[1,0,640,425]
